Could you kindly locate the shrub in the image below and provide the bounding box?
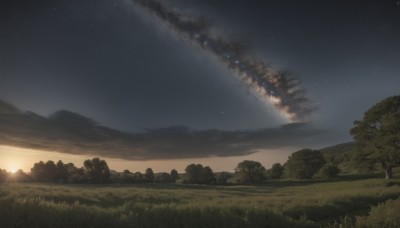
[356,198,400,227]
[318,164,340,179]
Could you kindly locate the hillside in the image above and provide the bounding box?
[320,142,356,173]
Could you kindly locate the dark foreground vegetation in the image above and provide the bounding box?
[0,177,399,228]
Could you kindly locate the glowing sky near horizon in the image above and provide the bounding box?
[0,145,294,173]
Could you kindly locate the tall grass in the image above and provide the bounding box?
[0,178,399,227]
[355,198,400,228]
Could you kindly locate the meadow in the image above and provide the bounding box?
[1,176,400,228]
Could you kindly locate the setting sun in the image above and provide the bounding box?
[0,146,34,173]
[10,168,18,174]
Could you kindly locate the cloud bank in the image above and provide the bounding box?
[0,99,322,160]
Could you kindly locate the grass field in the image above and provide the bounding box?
[1,177,400,228]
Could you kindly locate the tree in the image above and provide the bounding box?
[133,172,143,182]
[285,149,326,179]
[31,160,58,182]
[145,168,154,183]
[111,169,133,183]
[56,160,69,183]
[235,160,266,184]
[350,96,400,179]
[184,164,216,184]
[199,166,216,184]
[155,172,171,183]
[269,163,284,179]
[65,163,86,183]
[185,164,203,184]
[11,169,32,182]
[170,169,179,183]
[215,172,232,184]
[0,169,7,182]
[83,158,110,183]
[123,169,131,176]
[318,163,340,179]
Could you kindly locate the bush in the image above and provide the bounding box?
[317,164,340,179]
[356,198,400,227]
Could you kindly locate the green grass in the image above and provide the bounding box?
[1,178,400,227]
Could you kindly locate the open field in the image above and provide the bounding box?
[1,177,400,228]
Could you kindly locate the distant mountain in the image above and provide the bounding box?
[0,99,20,114]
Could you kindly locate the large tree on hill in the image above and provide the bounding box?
[285,149,326,179]
[350,96,400,179]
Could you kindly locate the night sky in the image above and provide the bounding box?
[1,0,399,171]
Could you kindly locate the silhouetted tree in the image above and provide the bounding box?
[133,172,143,182]
[0,169,7,182]
[155,172,171,183]
[269,163,284,179]
[200,166,216,184]
[235,160,266,184]
[215,172,232,184]
[120,169,133,183]
[31,160,58,182]
[285,149,326,179]
[184,164,216,184]
[56,160,69,183]
[145,168,154,183]
[170,169,179,183]
[83,158,110,184]
[185,164,203,184]
[350,96,400,179]
[64,163,86,183]
[11,169,32,182]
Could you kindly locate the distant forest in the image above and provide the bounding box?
[1,147,342,185]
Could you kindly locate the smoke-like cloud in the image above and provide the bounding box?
[0,99,322,160]
[132,0,315,122]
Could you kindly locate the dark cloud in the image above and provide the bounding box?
[0,99,322,160]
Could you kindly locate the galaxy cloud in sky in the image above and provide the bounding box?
[133,0,314,122]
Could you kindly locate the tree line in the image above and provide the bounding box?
[0,148,340,185]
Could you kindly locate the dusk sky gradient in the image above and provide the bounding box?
[0,0,399,172]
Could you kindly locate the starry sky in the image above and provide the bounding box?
[0,0,399,172]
